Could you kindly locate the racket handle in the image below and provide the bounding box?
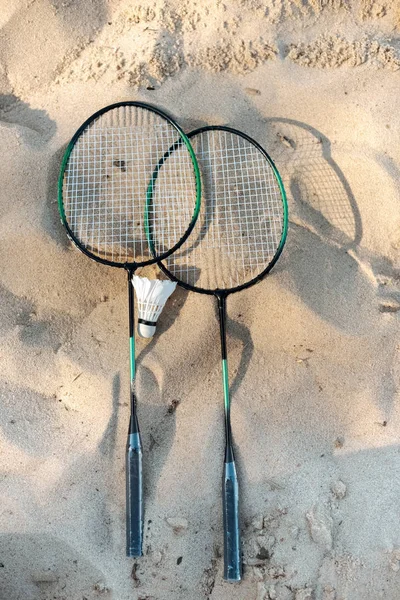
[126,431,143,557]
[222,459,241,581]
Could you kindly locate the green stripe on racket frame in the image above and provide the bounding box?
[58,101,201,559]
[156,125,288,581]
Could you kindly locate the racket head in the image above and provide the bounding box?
[58,101,201,269]
[157,126,288,295]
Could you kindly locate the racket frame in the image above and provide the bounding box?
[57,101,202,270]
[157,125,288,295]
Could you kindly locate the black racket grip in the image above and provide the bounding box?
[126,432,143,557]
[222,459,241,581]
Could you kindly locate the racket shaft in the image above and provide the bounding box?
[126,272,143,557]
[218,295,242,581]
[223,457,241,581]
[126,425,143,556]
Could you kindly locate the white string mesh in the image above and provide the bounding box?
[163,129,285,290]
[62,105,198,264]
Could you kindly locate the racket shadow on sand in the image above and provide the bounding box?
[263,118,376,336]
[265,117,362,250]
[216,304,254,403]
[262,118,397,417]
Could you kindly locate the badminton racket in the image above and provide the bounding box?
[58,101,201,558]
[156,126,288,581]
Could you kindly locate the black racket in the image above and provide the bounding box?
[58,102,201,558]
[157,126,288,581]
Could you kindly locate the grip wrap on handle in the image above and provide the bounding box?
[222,460,241,581]
[126,432,143,557]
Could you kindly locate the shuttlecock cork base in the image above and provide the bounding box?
[137,318,157,339]
[132,276,177,339]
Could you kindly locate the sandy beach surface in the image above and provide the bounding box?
[1,1,400,599]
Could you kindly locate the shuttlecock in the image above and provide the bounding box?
[132,275,177,338]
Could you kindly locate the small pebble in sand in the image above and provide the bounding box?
[306,504,333,550]
[245,87,261,95]
[165,516,188,533]
[295,588,313,600]
[277,132,295,149]
[334,436,344,449]
[257,547,271,561]
[331,480,347,499]
[379,302,400,313]
[113,159,126,171]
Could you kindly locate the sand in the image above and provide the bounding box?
[1,1,400,599]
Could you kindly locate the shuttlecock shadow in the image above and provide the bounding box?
[132,283,191,499]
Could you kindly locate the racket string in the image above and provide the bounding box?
[164,129,285,290]
[63,107,197,264]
